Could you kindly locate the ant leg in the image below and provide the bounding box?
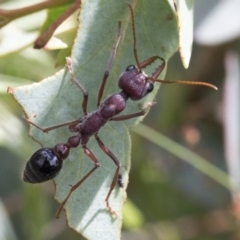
[110,109,146,121]
[23,117,80,133]
[97,21,121,107]
[111,102,154,121]
[111,101,155,121]
[66,57,88,115]
[56,145,100,218]
[95,134,121,216]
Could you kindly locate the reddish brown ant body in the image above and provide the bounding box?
[23,3,217,218]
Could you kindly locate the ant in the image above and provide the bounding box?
[23,3,217,218]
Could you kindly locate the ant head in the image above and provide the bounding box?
[119,4,165,101]
[118,65,154,100]
[23,148,63,183]
[126,3,217,92]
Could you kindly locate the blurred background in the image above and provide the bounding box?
[0,0,240,239]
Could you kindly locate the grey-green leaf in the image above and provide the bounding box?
[11,0,178,239]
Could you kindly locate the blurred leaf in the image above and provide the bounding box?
[55,47,72,67]
[0,0,45,55]
[41,2,78,52]
[9,0,178,239]
[0,74,32,93]
[173,0,194,68]
[123,199,145,229]
[0,0,76,55]
[0,25,38,56]
[0,0,46,30]
[195,0,240,45]
[0,200,18,240]
[132,124,234,190]
[46,9,79,64]
[22,185,50,240]
[0,101,25,150]
[223,51,240,192]
[39,3,72,34]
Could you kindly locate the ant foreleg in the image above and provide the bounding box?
[97,21,121,107]
[23,117,80,133]
[66,57,89,115]
[95,134,121,216]
[56,145,100,218]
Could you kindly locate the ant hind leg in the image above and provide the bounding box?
[23,115,80,133]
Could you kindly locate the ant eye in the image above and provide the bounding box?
[126,65,135,71]
[147,83,154,93]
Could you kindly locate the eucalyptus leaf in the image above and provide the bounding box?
[10,0,178,239]
[174,0,194,68]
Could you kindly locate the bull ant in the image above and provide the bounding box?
[23,3,217,218]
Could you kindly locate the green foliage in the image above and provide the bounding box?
[11,1,178,238]
[1,0,236,240]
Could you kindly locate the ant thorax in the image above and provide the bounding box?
[77,91,127,138]
[98,92,128,118]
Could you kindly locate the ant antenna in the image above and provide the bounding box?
[153,78,218,90]
[127,2,141,70]
[126,3,217,91]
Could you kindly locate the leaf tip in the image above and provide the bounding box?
[7,86,14,95]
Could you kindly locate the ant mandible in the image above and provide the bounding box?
[23,3,217,218]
